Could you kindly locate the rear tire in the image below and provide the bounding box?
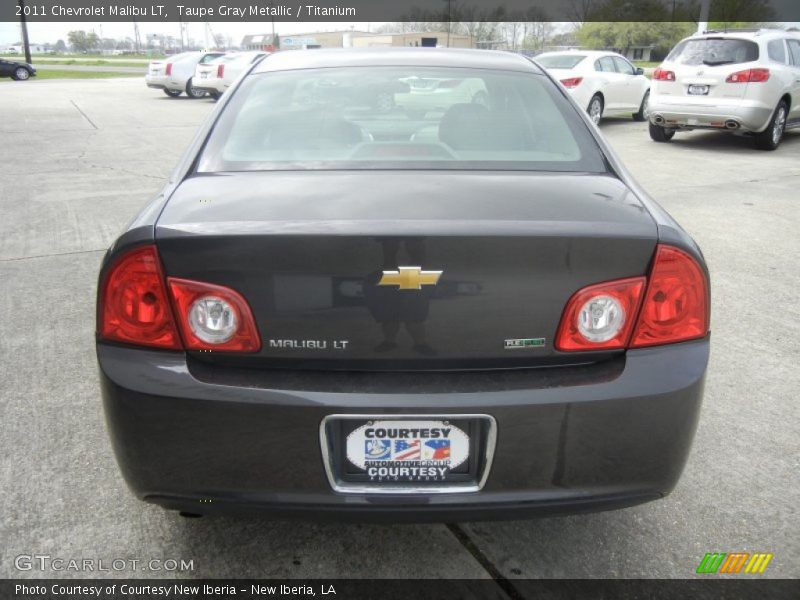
[209,90,222,101]
[185,78,206,99]
[754,101,787,151]
[649,122,675,142]
[163,88,182,98]
[633,90,650,121]
[12,67,30,81]
[587,94,603,125]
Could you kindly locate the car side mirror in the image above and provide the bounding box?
[635,67,645,76]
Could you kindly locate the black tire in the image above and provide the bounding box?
[754,101,788,151]
[185,78,206,99]
[163,88,182,98]
[633,90,650,121]
[12,67,31,81]
[587,94,603,125]
[209,90,222,101]
[649,122,676,142]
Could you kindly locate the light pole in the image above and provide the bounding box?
[17,0,32,64]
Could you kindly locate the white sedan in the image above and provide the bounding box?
[193,51,269,100]
[536,51,651,124]
[145,51,225,99]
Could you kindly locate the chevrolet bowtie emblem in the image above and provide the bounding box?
[378,266,443,290]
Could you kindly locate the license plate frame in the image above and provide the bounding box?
[320,414,497,494]
[688,84,710,96]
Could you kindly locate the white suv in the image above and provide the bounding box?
[145,51,225,99]
[648,29,800,150]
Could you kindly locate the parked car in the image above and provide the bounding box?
[145,51,225,98]
[535,50,651,124]
[97,48,709,521]
[394,75,488,116]
[193,51,268,100]
[648,29,800,149]
[0,58,36,81]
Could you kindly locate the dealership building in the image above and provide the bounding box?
[241,31,474,51]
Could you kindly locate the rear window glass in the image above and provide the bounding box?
[535,55,586,69]
[667,38,759,66]
[767,40,786,63]
[197,66,606,173]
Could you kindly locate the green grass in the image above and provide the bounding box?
[31,59,149,68]
[633,61,661,68]
[0,70,139,81]
[1,52,162,60]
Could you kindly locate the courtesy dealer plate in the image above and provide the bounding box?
[319,414,497,493]
[347,420,470,482]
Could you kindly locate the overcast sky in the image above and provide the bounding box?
[0,21,392,45]
[2,20,797,46]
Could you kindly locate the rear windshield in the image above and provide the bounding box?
[197,66,606,173]
[667,38,759,66]
[535,55,586,69]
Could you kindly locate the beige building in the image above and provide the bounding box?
[351,32,473,49]
[244,30,475,52]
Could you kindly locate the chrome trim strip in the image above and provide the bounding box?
[319,413,497,495]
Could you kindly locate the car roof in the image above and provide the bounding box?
[537,50,619,59]
[688,28,792,41]
[251,48,543,74]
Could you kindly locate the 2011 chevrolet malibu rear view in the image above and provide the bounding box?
[96,49,710,521]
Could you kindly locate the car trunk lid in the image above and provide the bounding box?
[155,171,658,370]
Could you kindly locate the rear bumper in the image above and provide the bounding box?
[193,78,225,93]
[98,339,708,522]
[648,94,773,132]
[145,74,184,92]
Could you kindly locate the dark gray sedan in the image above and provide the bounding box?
[96,48,709,521]
[0,58,36,80]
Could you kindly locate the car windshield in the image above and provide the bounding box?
[667,38,759,65]
[197,66,606,173]
[536,55,586,69]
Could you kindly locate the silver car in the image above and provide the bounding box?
[145,51,225,99]
[648,28,800,150]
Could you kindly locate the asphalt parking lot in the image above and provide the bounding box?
[1,77,798,582]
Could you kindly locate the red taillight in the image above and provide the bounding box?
[165,63,172,76]
[99,246,181,350]
[559,77,583,89]
[555,277,646,351]
[630,245,709,348]
[653,68,675,81]
[217,64,224,78]
[168,278,261,352]
[726,68,769,83]
[555,244,709,352]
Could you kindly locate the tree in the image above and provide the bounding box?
[576,21,694,56]
[54,39,67,52]
[67,30,99,52]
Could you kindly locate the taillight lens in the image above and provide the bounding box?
[653,68,675,81]
[555,244,709,352]
[99,246,181,349]
[168,278,261,352]
[165,63,172,76]
[555,278,646,351]
[630,245,709,348]
[559,77,583,89]
[726,68,769,83]
[217,64,224,78]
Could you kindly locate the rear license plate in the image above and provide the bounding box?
[200,72,208,78]
[320,415,496,493]
[688,84,709,95]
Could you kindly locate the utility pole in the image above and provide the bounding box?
[17,0,32,64]
[697,0,711,35]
